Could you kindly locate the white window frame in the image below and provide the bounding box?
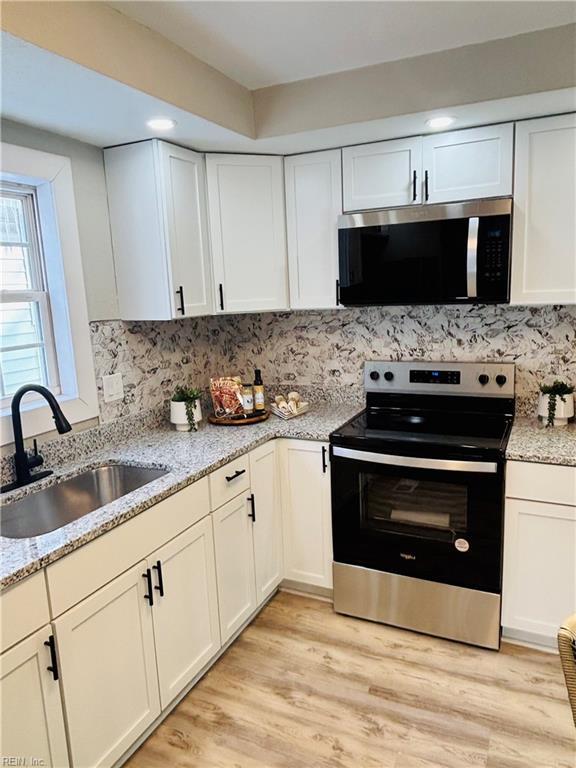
[1,182,61,407]
[0,143,98,445]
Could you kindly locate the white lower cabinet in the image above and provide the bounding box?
[250,441,283,603]
[55,561,161,768]
[280,440,333,589]
[212,493,258,643]
[503,461,576,647]
[0,626,69,768]
[151,518,220,709]
[212,443,284,643]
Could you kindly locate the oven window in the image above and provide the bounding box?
[359,473,468,541]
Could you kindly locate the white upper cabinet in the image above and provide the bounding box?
[342,137,422,211]
[206,154,289,313]
[422,123,513,204]
[105,140,213,320]
[285,150,342,309]
[511,114,576,305]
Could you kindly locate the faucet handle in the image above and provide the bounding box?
[27,439,44,469]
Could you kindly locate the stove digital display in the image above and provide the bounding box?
[410,370,461,385]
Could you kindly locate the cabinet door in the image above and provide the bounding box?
[285,150,342,309]
[502,498,576,647]
[151,518,221,709]
[55,562,160,768]
[157,142,213,317]
[511,114,576,305]
[249,441,283,604]
[342,137,422,211]
[422,123,513,204]
[280,440,333,589]
[0,626,69,768]
[105,141,172,320]
[212,494,257,642]
[206,154,288,313]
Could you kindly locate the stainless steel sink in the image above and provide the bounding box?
[1,463,167,539]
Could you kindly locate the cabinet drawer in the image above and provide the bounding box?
[47,478,210,617]
[209,456,251,511]
[506,461,576,506]
[0,571,50,653]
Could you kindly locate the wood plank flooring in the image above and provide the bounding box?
[127,592,575,768]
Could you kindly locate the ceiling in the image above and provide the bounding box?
[109,1,576,89]
[3,32,575,155]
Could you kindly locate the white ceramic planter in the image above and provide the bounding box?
[537,392,574,426]
[170,400,202,431]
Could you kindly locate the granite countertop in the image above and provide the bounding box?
[2,405,574,591]
[0,403,360,590]
[506,416,576,466]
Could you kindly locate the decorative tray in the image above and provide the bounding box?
[269,403,311,420]
[208,410,270,426]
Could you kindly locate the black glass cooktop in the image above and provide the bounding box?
[331,408,513,460]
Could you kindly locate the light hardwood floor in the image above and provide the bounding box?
[127,592,575,768]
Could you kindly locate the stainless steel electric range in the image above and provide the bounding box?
[329,361,515,650]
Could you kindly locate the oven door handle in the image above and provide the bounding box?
[331,446,498,474]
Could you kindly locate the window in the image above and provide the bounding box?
[0,183,60,406]
[1,142,98,444]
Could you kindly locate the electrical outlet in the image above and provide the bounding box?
[102,373,124,403]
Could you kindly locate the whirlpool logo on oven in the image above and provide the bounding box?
[400,552,416,560]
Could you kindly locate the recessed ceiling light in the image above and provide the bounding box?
[146,118,176,131]
[426,116,454,130]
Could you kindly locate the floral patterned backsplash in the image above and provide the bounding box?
[91,304,576,422]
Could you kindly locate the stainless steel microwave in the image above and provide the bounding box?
[337,198,512,306]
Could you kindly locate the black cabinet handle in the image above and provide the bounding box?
[412,170,417,202]
[153,560,165,597]
[225,468,246,483]
[44,635,59,681]
[218,283,224,311]
[321,446,328,474]
[176,285,185,314]
[336,279,340,306]
[142,568,154,606]
[424,170,429,202]
[247,493,256,522]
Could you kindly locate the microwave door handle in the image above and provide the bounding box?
[332,446,497,474]
[466,217,479,299]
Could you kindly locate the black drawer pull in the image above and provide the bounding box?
[225,468,246,483]
[44,635,59,681]
[153,560,165,597]
[247,493,256,522]
[218,283,224,311]
[424,170,430,202]
[412,170,417,202]
[321,446,328,474]
[142,568,154,606]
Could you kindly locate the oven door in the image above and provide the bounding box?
[331,447,504,593]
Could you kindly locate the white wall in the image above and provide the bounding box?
[1,119,119,321]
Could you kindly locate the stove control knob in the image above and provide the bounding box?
[478,374,490,386]
[384,371,394,382]
[496,374,507,387]
[369,371,380,381]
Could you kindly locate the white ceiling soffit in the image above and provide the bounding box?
[2,32,575,154]
[109,0,576,89]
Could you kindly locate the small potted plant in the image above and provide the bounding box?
[538,380,575,427]
[170,386,203,432]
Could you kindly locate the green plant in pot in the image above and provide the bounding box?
[538,380,575,427]
[170,386,203,432]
